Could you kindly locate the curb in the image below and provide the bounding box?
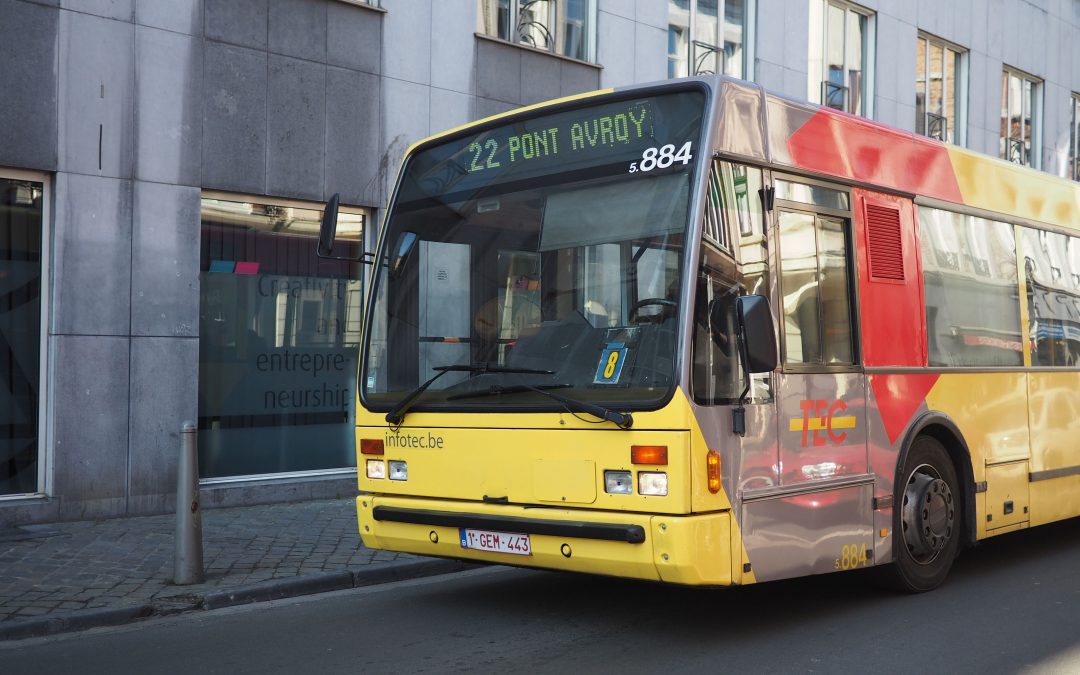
[200,571,357,610]
[0,558,476,642]
[0,604,155,642]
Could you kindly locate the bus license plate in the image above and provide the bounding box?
[459,528,532,556]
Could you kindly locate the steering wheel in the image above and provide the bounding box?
[629,298,676,324]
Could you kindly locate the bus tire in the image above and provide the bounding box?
[888,435,961,592]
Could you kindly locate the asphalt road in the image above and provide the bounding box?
[4,517,1080,674]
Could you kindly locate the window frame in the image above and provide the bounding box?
[999,66,1044,170]
[918,205,1024,369]
[1021,224,1080,368]
[773,174,861,373]
[333,0,385,9]
[667,0,756,81]
[691,250,750,406]
[806,0,876,118]
[0,168,51,500]
[197,191,369,484]
[479,0,598,63]
[914,31,968,146]
[1069,92,1080,182]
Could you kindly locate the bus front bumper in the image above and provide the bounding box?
[357,496,734,586]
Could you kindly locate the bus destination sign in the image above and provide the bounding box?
[398,90,706,202]
[464,103,655,173]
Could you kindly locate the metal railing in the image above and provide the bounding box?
[926,112,948,142]
[692,41,722,76]
[1005,137,1029,166]
[515,0,554,52]
[821,81,848,112]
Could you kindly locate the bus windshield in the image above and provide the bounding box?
[362,89,706,413]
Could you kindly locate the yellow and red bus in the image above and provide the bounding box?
[319,76,1080,592]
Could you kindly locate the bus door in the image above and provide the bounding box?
[690,160,779,515]
[740,176,874,581]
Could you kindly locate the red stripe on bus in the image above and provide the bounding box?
[869,373,940,445]
[786,111,964,204]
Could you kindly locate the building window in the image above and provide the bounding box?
[0,173,46,496]
[1000,67,1042,168]
[915,33,966,144]
[478,0,596,62]
[1069,93,1080,181]
[807,0,873,117]
[198,194,366,479]
[667,0,753,80]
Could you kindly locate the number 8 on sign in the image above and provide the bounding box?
[594,344,628,385]
[603,351,620,378]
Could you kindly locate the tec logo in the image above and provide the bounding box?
[789,399,857,447]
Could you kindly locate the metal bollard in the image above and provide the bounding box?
[174,421,205,584]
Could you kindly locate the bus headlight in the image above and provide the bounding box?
[388,460,408,481]
[638,471,668,496]
[366,460,386,479]
[604,470,633,495]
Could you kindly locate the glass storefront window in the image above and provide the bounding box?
[0,176,43,496]
[198,195,365,479]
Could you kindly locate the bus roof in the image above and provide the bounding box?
[403,76,1080,232]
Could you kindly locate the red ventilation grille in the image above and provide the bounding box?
[865,204,904,281]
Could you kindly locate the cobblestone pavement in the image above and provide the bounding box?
[0,498,421,626]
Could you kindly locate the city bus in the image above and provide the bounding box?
[319,75,1080,592]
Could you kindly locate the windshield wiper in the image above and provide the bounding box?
[384,363,553,426]
[449,381,633,429]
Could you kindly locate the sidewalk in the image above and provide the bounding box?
[0,498,471,641]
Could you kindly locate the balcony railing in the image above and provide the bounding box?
[516,0,554,52]
[1004,137,1029,166]
[821,81,848,112]
[692,41,722,76]
[925,112,948,142]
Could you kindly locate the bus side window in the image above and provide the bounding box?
[695,163,772,404]
[692,266,744,406]
[704,160,766,255]
[777,210,856,366]
[1022,226,1078,367]
[920,208,1022,367]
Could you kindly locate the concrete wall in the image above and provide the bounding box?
[0,0,385,525]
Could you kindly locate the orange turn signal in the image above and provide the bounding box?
[631,445,668,465]
[360,438,385,455]
[707,449,721,494]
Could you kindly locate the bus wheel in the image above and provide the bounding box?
[891,436,961,592]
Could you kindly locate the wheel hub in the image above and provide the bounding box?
[901,469,955,563]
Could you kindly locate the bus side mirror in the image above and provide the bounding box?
[316,193,340,259]
[732,294,776,437]
[736,294,777,374]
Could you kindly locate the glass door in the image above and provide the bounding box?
[0,176,44,496]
